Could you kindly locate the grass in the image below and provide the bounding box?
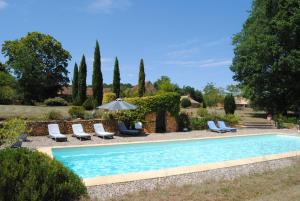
[0,105,72,120]
[86,159,300,201]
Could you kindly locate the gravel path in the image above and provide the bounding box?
[23,128,297,149]
[88,157,300,200]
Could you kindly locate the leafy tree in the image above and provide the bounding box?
[203,82,225,107]
[181,85,204,103]
[0,62,7,72]
[231,0,300,114]
[78,55,87,104]
[138,59,145,97]
[112,57,121,98]
[2,32,71,104]
[92,40,103,106]
[181,98,191,108]
[226,84,241,97]
[0,70,16,104]
[72,63,79,102]
[154,76,180,93]
[224,94,236,114]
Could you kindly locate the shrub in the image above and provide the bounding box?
[197,107,209,117]
[103,92,116,104]
[177,112,190,131]
[72,96,82,106]
[83,113,94,120]
[0,148,87,201]
[224,94,236,114]
[190,118,208,130]
[45,110,64,120]
[0,118,27,146]
[68,106,85,119]
[82,97,95,110]
[181,98,191,108]
[0,86,16,104]
[124,92,181,122]
[94,110,113,120]
[44,97,68,106]
[220,114,240,125]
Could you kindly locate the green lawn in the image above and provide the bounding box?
[86,160,300,201]
[0,105,72,120]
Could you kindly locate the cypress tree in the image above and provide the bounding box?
[112,57,121,98]
[224,94,236,114]
[78,55,87,105]
[72,63,79,102]
[138,59,146,97]
[92,40,103,106]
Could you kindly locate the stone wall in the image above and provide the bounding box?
[144,113,156,133]
[27,112,178,136]
[165,112,178,132]
[144,112,178,133]
[27,119,118,136]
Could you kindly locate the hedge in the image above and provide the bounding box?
[44,97,68,106]
[121,92,180,122]
[0,148,87,201]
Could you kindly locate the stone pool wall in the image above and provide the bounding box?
[27,111,178,136]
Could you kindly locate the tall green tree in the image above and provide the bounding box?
[231,0,300,114]
[154,76,180,93]
[203,83,225,107]
[2,32,71,104]
[138,59,145,97]
[78,55,87,104]
[0,62,7,72]
[181,86,204,103]
[112,57,120,98]
[72,63,79,102]
[92,41,103,106]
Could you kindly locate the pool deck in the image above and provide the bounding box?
[24,128,297,149]
[34,129,300,186]
[24,129,300,199]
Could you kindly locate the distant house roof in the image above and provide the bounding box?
[180,95,201,107]
[130,81,157,95]
[234,96,249,105]
[58,86,110,96]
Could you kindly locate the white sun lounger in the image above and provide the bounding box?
[72,124,91,140]
[93,123,114,139]
[48,124,67,142]
[134,122,143,130]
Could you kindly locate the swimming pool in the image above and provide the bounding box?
[52,134,300,179]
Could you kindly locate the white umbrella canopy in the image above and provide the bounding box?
[97,98,138,111]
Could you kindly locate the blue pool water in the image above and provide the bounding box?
[52,134,300,178]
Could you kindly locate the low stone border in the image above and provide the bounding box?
[87,156,300,200]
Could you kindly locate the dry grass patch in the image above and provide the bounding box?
[0,105,72,119]
[85,160,300,201]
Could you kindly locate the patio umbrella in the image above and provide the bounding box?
[97,98,137,111]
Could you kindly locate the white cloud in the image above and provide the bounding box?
[203,37,230,47]
[167,48,199,58]
[164,58,232,68]
[88,0,131,13]
[168,38,199,49]
[0,0,8,10]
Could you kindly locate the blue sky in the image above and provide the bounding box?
[0,0,252,90]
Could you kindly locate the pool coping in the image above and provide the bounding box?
[37,132,300,186]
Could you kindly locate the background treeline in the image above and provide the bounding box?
[0,32,236,109]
